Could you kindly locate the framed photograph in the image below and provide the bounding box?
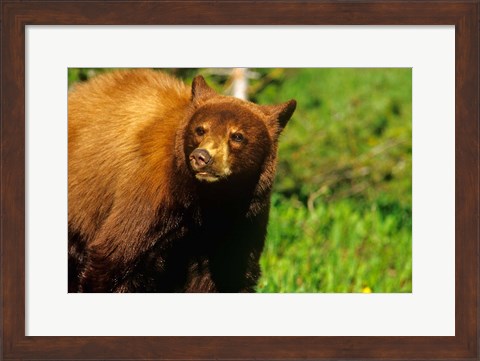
[66,66,413,296]
[1,1,478,360]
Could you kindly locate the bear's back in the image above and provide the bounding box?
[69,69,190,148]
[68,69,191,240]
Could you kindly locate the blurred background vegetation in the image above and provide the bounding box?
[69,68,412,293]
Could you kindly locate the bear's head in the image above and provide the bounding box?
[183,75,296,185]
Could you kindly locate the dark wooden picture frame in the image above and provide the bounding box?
[1,1,478,360]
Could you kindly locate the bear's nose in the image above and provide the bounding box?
[190,148,212,169]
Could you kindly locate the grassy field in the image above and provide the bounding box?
[69,68,412,293]
[258,194,412,293]
[254,68,412,293]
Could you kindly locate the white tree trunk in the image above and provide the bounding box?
[231,68,248,100]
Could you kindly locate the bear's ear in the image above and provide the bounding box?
[261,99,297,135]
[191,75,217,103]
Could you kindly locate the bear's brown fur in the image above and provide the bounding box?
[68,69,296,292]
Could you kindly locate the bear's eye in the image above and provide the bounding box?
[231,132,244,143]
[195,126,205,136]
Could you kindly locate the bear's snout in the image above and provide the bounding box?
[189,148,212,170]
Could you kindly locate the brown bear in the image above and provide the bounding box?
[68,69,296,292]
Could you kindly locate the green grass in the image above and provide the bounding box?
[257,194,412,293]
[252,68,412,293]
